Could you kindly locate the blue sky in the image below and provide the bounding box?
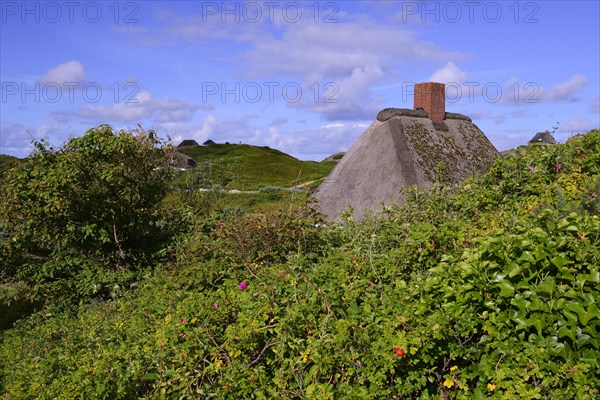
[1,0,599,160]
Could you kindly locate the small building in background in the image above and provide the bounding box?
[177,139,200,147]
[529,131,557,145]
[170,152,197,170]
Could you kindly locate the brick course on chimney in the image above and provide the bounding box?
[414,82,445,123]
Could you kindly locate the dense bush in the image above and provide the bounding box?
[177,202,327,269]
[0,130,598,399]
[0,125,177,312]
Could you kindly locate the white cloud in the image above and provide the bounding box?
[159,115,258,146]
[468,109,509,125]
[249,121,369,160]
[244,22,466,80]
[0,122,33,156]
[114,6,469,122]
[270,117,288,127]
[35,123,64,139]
[192,114,217,140]
[295,66,384,121]
[443,75,588,107]
[540,74,587,101]
[510,108,536,119]
[428,62,468,84]
[0,121,78,157]
[118,8,467,81]
[322,123,346,129]
[589,98,600,114]
[52,91,207,124]
[39,61,86,84]
[559,116,599,133]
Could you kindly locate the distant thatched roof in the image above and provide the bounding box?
[529,131,556,144]
[203,139,216,145]
[313,109,499,221]
[322,152,345,163]
[178,139,199,147]
[170,152,197,169]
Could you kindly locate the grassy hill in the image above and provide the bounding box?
[177,143,335,190]
[0,154,21,180]
[0,144,336,192]
[322,151,345,162]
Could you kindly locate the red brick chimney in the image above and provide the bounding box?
[414,82,445,123]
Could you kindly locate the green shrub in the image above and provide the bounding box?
[178,202,326,270]
[0,125,177,309]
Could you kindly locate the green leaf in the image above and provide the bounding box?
[508,263,525,278]
[527,315,545,336]
[558,326,576,341]
[557,218,570,230]
[566,301,597,325]
[304,365,319,386]
[551,255,571,268]
[575,333,592,349]
[142,373,158,381]
[536,277,555,297]
[497,281,515,297]
[510,298,527,314]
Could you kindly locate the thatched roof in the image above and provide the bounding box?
[203,139,216,145]
[313,109,499,221]
[170,152,197,169]
[178,139,199,147]
[529,131,556,144]
[322,152,345,163]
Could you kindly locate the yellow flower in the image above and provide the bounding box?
[450,365,458,372]
[444,379,455,388]
[487,383,496,391]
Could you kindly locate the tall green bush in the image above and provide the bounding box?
[0,125,176,309]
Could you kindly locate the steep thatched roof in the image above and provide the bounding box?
[178,139,199,147]
[529,131,556,144]
[203,139,216,145]
[313,109,499,221]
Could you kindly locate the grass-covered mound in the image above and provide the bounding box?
[177,143,334,190]
[0,131,599,399]
[0,154,21,182]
